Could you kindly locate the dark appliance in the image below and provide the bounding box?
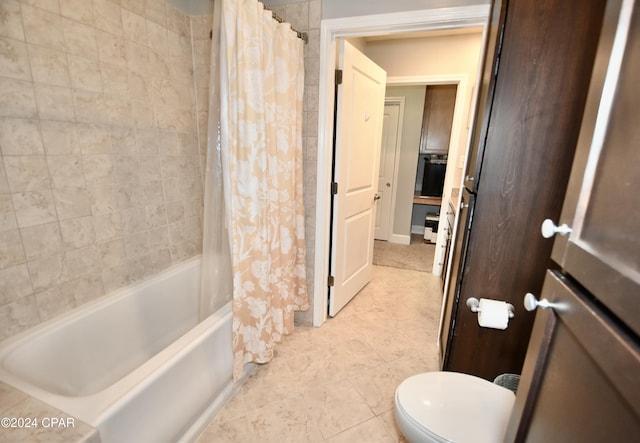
[439,0,607,381]
[420,154,447,197]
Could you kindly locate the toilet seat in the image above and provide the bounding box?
[394,372,516,443]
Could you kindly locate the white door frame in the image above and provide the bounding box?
[380,96,405,243]
[313,5,491,326]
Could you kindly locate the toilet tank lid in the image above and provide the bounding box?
[396,372,515,443]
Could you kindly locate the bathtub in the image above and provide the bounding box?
[0,256,252,442]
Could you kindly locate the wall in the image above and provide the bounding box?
[322,0,489,19]
[364,32,483,240]
[383,85,426,239]
[0,0,209,340]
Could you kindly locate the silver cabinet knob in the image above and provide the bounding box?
[460,202,469,209]
[541,218,572,239]
[465,175,475,182]
[524,293,552,311]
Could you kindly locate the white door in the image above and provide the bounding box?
[329,40,387,317]
[375,101,402,240]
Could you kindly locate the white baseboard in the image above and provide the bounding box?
[388,233,410,245]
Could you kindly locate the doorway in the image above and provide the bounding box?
[313,5,490,326]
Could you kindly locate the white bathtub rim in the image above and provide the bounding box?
[0,305,230,429]
[0,255,231,426]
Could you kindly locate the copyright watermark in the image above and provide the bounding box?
[1,417,75,429]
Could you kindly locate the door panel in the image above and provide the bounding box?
[552,0,640,336]
[375,102,401,240]
[504,270,640,442]
[329,40,387,316]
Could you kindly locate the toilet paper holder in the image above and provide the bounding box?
[466,297,515,318]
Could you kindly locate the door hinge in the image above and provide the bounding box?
[328,275,335,287]
[331,182,338,195]
[335,69,343,85]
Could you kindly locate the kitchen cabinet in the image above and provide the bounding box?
[505,0,640,439]
[419,85,456,154]
[440,0,607,381]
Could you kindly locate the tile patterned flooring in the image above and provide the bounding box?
[196,264,443,442]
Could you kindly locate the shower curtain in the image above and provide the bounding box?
[202,0,308,380]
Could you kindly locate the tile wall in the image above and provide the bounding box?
[0,0,209,340]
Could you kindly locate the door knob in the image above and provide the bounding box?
[541,218,572,238]
[373,194,381,201]
[524,293,552,311]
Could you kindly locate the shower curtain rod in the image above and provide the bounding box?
[264,5,308,44]
[209,5,308,44]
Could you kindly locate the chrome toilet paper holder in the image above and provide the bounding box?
[466,297,515,318]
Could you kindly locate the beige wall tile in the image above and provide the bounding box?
[0,117,44,155]
[97,31,127,66]
[0,263,32,305]
[0,1,25,41]
[20,222,62,261]
[27,45,71,87]
[122,11,146,45]
[60,0,94,25]
[3,156,50,192]
[40,120,79,155]
[52,186,92,220]
[21,3,65,49]
[69,273,104,305]
[0,194,18,231]
[68,55,103,92]
[93,212,122,243]
[62,17,99,58]
[65,245,101,276]
[34,84,76,121]
[77,124,112,154]
[286,2,309,31]
[59,216,96,249]
[98,237,126,268]
[83,154,115,185]
[1,0,203,341]
[0,295,40,340]
[0,78,38,118]
[93,0,123,35]
[12,189,57,227]
[144,0,165,26]
[47,155,85,189]
[35,286,76,321]
[0,228,25,269]
[0,37,31,81]
[27,252,68,291]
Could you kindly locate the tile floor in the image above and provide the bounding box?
[195,264,443,442]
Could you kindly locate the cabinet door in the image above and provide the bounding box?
[550,0,640,336]
[504,270,640,442]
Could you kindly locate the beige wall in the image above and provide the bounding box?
[0,0,208,340]
[364,33,483,239]
[383,85,426,238]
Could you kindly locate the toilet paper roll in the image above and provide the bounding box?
[477,298,510,330]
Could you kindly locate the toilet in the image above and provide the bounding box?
[394,372,516,443]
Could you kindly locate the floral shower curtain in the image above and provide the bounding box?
[213,0,308,380]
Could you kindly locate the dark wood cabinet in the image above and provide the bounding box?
[505,1,640,439]
[441,0,607,381]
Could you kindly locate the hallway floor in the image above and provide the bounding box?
[195,264,443,442]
